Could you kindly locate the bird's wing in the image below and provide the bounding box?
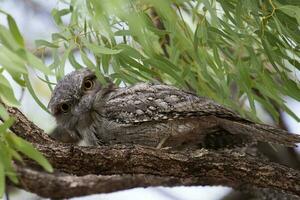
[101,82,243,123]
[99,83,300,147]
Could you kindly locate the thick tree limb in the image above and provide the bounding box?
[3,105,300,198]
[31,144,300,197]
[5,106,54,143]
[16,166,196,199]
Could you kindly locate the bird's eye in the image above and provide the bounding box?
[60,103,70,113]
[83,79,94,90]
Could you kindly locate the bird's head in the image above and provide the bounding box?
[48,69,102,130]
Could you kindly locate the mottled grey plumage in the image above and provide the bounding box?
[48,69,300,149]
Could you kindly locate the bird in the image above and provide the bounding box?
[48,68,300,150]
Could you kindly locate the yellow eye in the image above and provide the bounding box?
[83,79,94,90]
[60,103,70,113]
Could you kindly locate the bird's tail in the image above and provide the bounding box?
[253,123,300,147]
[219,118,300,147]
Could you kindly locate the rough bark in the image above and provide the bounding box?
[5,106,54,144]
[3,105,300,198]
[31,144,300,197]
[16,166,196,199]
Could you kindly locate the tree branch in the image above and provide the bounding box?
[3,105,300,198]
[31,144,300,197]
[5,106,54,143]
[16,166,195,199]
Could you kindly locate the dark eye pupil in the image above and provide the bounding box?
[84,80,92,89]
[61,103,69,112]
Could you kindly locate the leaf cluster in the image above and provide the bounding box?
[35,0,300,121]
[0,11,53,197]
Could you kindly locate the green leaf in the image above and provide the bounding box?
[68,52,84,70]
[0,118,15,134]
[35,39,59,48]
[7,14,24,47]
[0,46,27,74]
[51,8,71,26]
[282,104,300,122]
[261,39,280,72]
[118,54,158,77]
[287,58,300,71]
[114,29,131,36]
[0,74,20,106]
[144,57,185,86]
[281,75,300,101]
[0,104,9,121]
[0,24,20,50]
[59,44,75,77]
[101,54,111,74]
[277,5,300,24]
[9,148,23,162]
[0,156,5,198]
[7,134,53,173]
[80,50,96,69]
[116,44,144,59]
[51,33,67,41]
[235,0,243,28]
[80,50,107,84]
[84,42,123,55]
[36,75,56,86]
[23,75,50,114]
[0,142,18,184]
[26,52,52,75]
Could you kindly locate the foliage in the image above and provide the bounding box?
[38,0,300,120]
[0,11,53,197]
[0,0,300,197]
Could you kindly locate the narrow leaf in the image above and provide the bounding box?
[0,74,20,106]
[0,143,18,184]
[26,52,52,75]
[0,156,5,198]
[35,40,59,48]
[0,46,27,74]
[84,42,123,55]
[0,118,15,134]
[8,134,53,172]
[7,15,24,47]
[68,52,83,70]
[0,104,9,121]
[23,75,50,114]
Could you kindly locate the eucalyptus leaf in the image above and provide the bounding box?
[23,75,50,114]
[26,52,53,75]
[0,74,20,106]
[84,41,123,55]
[0,104,9,121]
[7,134,53,173]
[68,52,84,69]
[0,46,27,74]
[0,156,5,198]
[7,14,24,47]
[0,117,15,134]
[0,142,18,184]
[35,40,59,48]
